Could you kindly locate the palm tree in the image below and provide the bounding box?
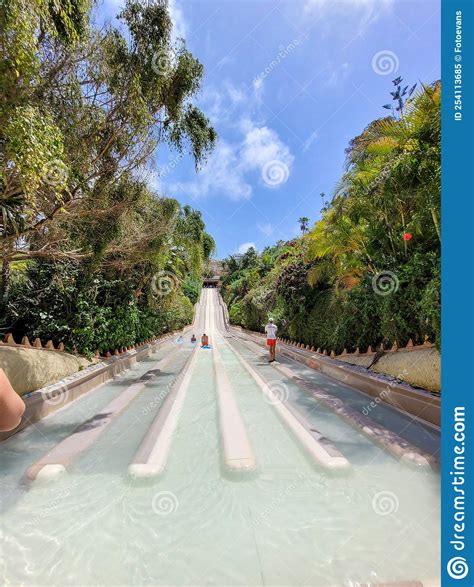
[298,216,309,234]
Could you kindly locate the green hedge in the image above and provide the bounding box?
[3,260,194,356]
[226,251,440,353]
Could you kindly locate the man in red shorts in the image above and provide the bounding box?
[265,317,278,362]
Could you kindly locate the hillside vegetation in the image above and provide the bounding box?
[0,0,216,355]
[222,80,441,353]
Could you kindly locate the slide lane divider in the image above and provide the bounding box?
[209,292,256,473]
[234,332,436,469]
[128,346,199,478]
[222,331,350,472]
[269,360,436,469]
[128,290,207,478]
[26,348,182,482]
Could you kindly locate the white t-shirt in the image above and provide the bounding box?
[265,323,277,339]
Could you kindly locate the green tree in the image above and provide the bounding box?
[1,0,218,352]
[298,216,310,234]
[221,79,441,351]
[1,0,216,297]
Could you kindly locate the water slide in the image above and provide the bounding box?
[5,287,440,585]
[25,348,182,481]
[209,287,350,471]
[25,286,435,484]
[127,290,206,477]
[129,288,257,476]
[209,290,256,472]
[231,324,432,463]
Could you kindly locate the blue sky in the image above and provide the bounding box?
[98,0,440,258]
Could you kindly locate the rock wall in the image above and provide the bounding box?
[335,348,440,393]
[0,347,91,396]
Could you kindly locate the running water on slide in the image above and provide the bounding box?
[0,288,440,586]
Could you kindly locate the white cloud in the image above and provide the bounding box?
[252,77,264,106]
[201,82,248,126]
[168,119,294,201]
[168,0,187,40]
[303,0,393,36]
[170,140,252,201]
[257,222,274,236]
[240,124,294,173]
[237,242,256,254]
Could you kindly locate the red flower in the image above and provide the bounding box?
[402,232,412,241]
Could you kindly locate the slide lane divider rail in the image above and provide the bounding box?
[239,328,440,428]
[25,349,182,482]
[210,291,256,473]
[233,330,438,469]
[271,360,437,469]
[221,329,350,472]
[128,345,199,478]
[128,291,207,478]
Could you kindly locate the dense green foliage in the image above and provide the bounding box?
[0,0,216,354]
[222,81,441,352]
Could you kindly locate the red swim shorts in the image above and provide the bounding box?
[267,339,276,347]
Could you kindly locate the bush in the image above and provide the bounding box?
[3,260,195,356]
[182,276,202,305]
[223,251,440,354]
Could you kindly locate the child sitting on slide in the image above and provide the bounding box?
[201,334,210,348]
